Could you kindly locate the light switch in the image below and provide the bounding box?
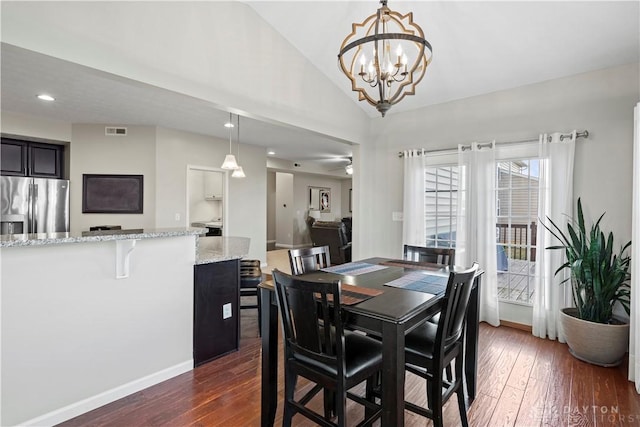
[392,212,404,221]
[222,303,232,319]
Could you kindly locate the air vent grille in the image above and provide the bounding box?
[105,127,127,136]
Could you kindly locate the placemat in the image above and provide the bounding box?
[384,271,448,294]
[380,260,443,271]
[321,262,388,276]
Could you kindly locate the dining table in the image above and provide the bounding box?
[259,257,483,427]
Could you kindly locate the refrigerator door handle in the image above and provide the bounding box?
[30,182,38,233]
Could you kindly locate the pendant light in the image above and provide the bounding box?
[221,112,239,170]
[231,114,246,178]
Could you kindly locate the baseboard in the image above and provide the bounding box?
[500,320,532,333]
[20,360,193,427]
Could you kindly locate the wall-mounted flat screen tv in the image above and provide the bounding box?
[82,174,143,214]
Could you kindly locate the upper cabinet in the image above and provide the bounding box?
[1,138,64,179]
[204,171,223,200]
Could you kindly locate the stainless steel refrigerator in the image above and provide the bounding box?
[1,176,70,235]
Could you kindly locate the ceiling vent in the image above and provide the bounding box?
[105,126,127,136]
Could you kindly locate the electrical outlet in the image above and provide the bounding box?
[174,213,181,221]
[222,303,232,319]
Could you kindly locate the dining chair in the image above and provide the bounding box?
[240,259,263,335]
[403,262,479,427]
[403,245,456,268]
[271,269,383,427]
[288,246,331,275]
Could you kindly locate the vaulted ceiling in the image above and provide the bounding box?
[1,1,638,167]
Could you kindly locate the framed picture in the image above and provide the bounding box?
[320,189,331,212]
[82,174,144,214]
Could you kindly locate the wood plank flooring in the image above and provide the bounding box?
[57,307,640,427]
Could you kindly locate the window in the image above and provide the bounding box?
[495,159,539,305]
[424,166,458,248]
[423,159,539,305]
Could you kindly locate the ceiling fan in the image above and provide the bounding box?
[328,157,353,175]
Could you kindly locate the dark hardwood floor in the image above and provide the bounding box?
[58,308,640,427]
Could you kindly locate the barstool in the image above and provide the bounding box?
[240,259,262,335]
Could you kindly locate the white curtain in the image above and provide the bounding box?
[630,103,640,392]
[456,142,499,326]
[532,132,576,342]
[402,150,426,247]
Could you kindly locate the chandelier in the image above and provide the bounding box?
[338,0,432,117]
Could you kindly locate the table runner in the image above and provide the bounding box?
[384,271,448,294]
[321,262,388,276]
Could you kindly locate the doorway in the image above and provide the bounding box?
[186,165,228,233]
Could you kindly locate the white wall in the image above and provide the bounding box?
[1,236,196,426]
[267,171,276,243]
[155,127,266,263]
[356,63,640,263]
[70,124,157,233]
[1,111,71,142]
[293,174,345,246]
[275,172,294,247]
[341,179,352,218]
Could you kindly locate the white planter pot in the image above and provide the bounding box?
[560,307,629,367]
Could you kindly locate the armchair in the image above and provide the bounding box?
[309,221,352,265]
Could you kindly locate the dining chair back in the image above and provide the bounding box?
[288,246,331,275]
[272,269,382,427]
[403,245,455,268]
[240,259,263,335]
[403,262,479,427]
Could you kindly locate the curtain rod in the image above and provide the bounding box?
[397,130,589,158]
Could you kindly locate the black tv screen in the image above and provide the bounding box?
[82,174,143,214]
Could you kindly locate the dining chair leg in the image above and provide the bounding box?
[283,369,296,427]
[364,377,377,421]
[429,371,445,427]
[456,353,470,427]
[336,385,347,427]
[323,389,335,420]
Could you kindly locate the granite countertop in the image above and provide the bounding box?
[0,227,207,248]
[196,236,250,264]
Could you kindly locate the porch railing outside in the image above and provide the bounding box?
[496,221,537,304]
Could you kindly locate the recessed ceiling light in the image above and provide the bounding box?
[268,151,275,155]
[224,122,234,128]
[36,94,55,101]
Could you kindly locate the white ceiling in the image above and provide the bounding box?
[247,1,639,116]
[1,1,638,165]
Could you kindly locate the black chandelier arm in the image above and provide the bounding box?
[338,32,432,59]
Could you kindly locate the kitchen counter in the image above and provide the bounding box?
[0,227,207,248]
[196,236,250,264]
[191,221,223,228]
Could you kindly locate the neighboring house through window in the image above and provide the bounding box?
[423,155,540,305]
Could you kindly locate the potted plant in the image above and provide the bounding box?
[543,198,631,366]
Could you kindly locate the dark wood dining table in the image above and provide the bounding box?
[259,257,483,427]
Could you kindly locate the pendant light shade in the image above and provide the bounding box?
[231,114,246,178]
[221,112,239,170]
[221,154,239,170]
[231,166,246,178]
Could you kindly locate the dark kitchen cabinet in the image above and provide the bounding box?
[193,259,240,366]
[1,138,64,178]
